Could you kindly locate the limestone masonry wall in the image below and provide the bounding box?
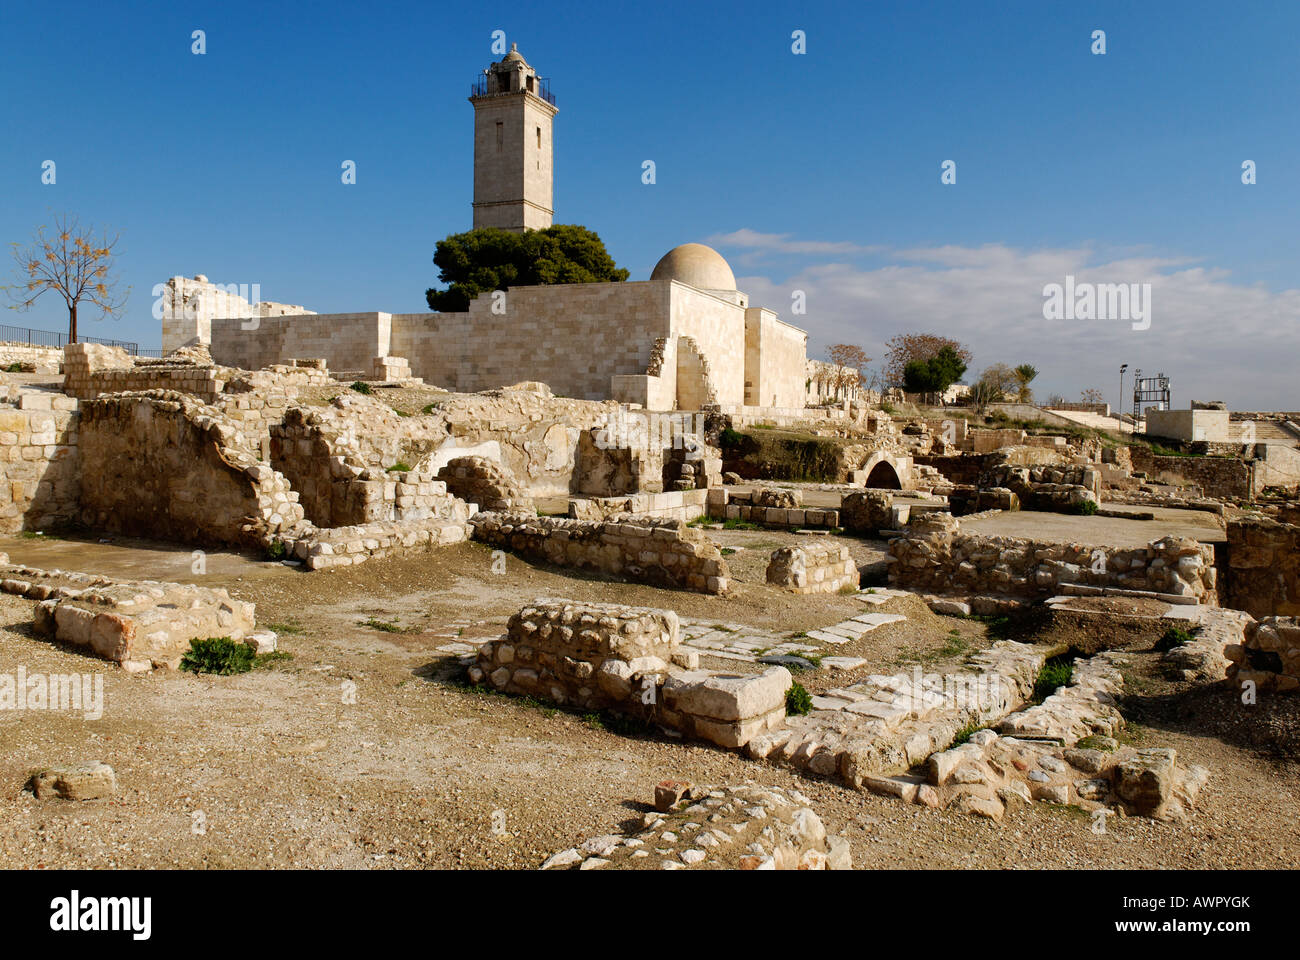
[471,599,790,749]
[1226,517,1300,617]
[0,342,63,372]
[766,544,859,594]
[1227,616,1300,692]
[78,391,306,549]
[0,389,80,533]
[888,516,1217,601]
[469,512,730,594]
[1128,448,1254,499]
[0,558,258,671]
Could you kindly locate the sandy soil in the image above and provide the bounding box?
[0,531,1296,870]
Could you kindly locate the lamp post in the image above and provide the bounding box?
[1119,363,1128,435]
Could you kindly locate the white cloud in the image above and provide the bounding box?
[730,242,1300,410]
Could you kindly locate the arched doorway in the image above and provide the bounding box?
[864,460,902,490]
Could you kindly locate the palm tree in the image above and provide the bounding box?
[1013,364,1039,403]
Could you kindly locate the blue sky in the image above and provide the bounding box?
[2,0,1297,407]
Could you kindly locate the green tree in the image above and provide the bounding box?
[425,225,629,311]
[1013,363,1039,403]
[902,345,967,403]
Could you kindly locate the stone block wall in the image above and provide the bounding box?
[469,512,730,594]
[1226,617,1300,692]
[980,461,1100,511]
[568,488,706,522]
[708,489,839,529]
[471,599,682,709]
[888,516,1217,601]
[77,391,306,549]
[1128,447,1254,499]
[766,545,858,594]
[0,389,80,533]
[0,342,63,372]
[2,559,257,671]
[1225,517,1300,617]
[471,599,789,749]
[63,343,229,401]
[438,456,531,512]
[279,515,469,570]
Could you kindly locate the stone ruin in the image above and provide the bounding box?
[765,544,859,595]
[470,599,789,748]
[1,554,266,672]
[1227,616,1300,692]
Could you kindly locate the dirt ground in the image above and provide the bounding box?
[1,530,1297,870]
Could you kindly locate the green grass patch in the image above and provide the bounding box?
[180,637,255,675]
[253,650,295,669]
[722,518,760,530]
[349,381,372,395]
[1033,655,1075,702]
[951,720,986,747]
[1154,625,1198,652]
[1076,734,1118,752]
[785,681,813,716]
[720,547,736,556]
[264,618,305,635]
[359,616,408,633]
[387,461,412,473]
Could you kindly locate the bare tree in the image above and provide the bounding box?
[4,213,128,343]
[1080,387,1107,405]
[827,343,870,399]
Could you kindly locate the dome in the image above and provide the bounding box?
[650,243,736,291]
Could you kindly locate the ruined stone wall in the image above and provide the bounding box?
[472,599,789,749]
[1227,617,1300,692]
[469,512,730,594]
[77,391,306,549]
[707,489,840,529]
[568,488,706,523]
[0,389,80,533]
[0,342,63,372]
[438,456,531,512]
[63,343,231,401]
[1128,448,1253,499]
[766,545,858,594]
[888,516,1217,601]
[1225,517,1300,617]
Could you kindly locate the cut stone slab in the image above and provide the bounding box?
[821,656,868,671]
[663,666,792,722]
[29,762,117,801]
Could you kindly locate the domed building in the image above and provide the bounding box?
[186,46,813,412]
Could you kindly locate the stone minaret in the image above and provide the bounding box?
[469,44,557,232]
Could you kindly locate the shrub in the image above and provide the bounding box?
[388,461,411,473]
[1155,626,1197,651]
[350,381,372,395]
[1033,656,1074,701]
[786,681,813,716]
[719,427,745,448]
[181,637,255,675]
[951,720,986,747]
[265,538,286,561]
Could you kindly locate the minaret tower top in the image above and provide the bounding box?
[469,45,558,232]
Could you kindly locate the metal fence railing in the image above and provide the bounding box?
[0,322,141,355]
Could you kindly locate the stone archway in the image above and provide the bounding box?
[864,460,902,490]
[860,450,908,490]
